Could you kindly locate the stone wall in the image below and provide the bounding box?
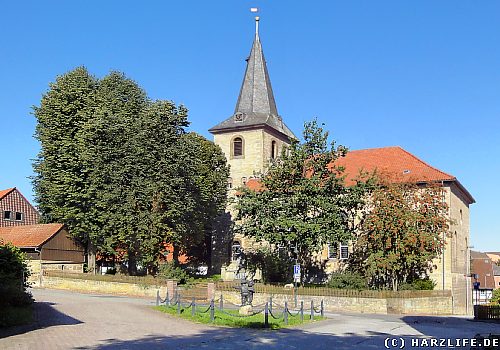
[39,276,167,298]
[37,275,454,315]
[217,291,453,315]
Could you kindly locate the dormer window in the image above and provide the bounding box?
[234,113,244,122]
[232,137,244,157]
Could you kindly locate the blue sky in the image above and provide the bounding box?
[1,1,498,251]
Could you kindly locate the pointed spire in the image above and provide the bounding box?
[234,16,278,116]
[209,14,296,140]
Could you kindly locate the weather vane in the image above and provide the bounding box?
[250,7,259,34]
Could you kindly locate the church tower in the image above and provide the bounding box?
[209,16,295,189]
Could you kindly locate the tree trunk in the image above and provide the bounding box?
[172,244,179,266]
[128,250,138,275]
[392,277,398,291]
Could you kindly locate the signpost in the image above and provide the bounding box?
[293,264,300,308]
[293,264,301,282]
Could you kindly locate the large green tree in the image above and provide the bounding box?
[180,132,230,265]
[234,120,369,280]
[350,179,449,291]
[83,71,149,274]
[33,67,97,244]
[33,68,229,274]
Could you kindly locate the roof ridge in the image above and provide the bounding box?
[396,146,456,181]
[347,146,455,181]
[0,187,16,200]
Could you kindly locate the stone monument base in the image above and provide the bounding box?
[239,305,253,316]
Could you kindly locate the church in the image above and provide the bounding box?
[208,16,475,315]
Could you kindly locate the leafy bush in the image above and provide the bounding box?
[245,248,295,283]
[327,272,367,290]
[0,242,33,310]
[157,262,190,284]
[105,267,117,275]
[399,278,435,291]
[490,289,500,305]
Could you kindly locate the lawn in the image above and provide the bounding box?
[0,305,33,327]
[154,304,324,329]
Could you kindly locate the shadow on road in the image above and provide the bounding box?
[0,301,82,339]
[76,327,400,350]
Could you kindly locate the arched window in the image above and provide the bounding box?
[233,137,243,157]
[271,140,277,159]
[227,177,233,189]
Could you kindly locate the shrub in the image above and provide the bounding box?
[157,261,190,284]
[490,289,500,305]
[327,272,367,290]
[0,242,33,308]
[399,278,435,291]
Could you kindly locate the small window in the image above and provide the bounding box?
[227,177,233,189]
[340,242,349,260]
[3,211,12,220]
[15,212,23,221]
[242,177,247,185]
[328,243,338,259]
[233,137,243,157]
[231,241,242,261]
[271,140,277,159]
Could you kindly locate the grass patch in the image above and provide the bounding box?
[154,305,324,329]
[0,305,33,327]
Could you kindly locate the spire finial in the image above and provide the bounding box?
[250,7,259,35]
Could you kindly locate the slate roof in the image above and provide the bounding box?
[0,188,15,200]
[0,223,64,248]
[209,20,296,140]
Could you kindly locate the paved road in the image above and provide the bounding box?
[0,289,498,349]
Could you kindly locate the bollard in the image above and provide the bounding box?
[166,290,170,306]
[310,300,314,320]
[192,298,196,317]
[284,300,288,325]
[321,300,324,317]
[219,294,223,310]
[269,295,273,314]
[210,299,215,323]
[264,302,269,328]
[300,301,304,323]
[156,290,160,306]
[294,286,298,308]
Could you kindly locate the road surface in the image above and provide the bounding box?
[0,288,498,349]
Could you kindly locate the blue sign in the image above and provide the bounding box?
[294,264,301,275]
[473,282,480,290]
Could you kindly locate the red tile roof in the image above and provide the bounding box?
[335,146,455,185]
[243,146,474,203]
[0,223,65,248]
[335,146,474,203]
[246,178,265,192]
[0,188,15,200]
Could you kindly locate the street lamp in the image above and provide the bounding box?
[287,227,299,308]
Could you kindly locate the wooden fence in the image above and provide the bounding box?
[474,305,500,320]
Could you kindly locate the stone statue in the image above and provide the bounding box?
[235,278,255,306]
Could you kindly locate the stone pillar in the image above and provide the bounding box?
[166,280,177,299]
[207,282,215,300]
